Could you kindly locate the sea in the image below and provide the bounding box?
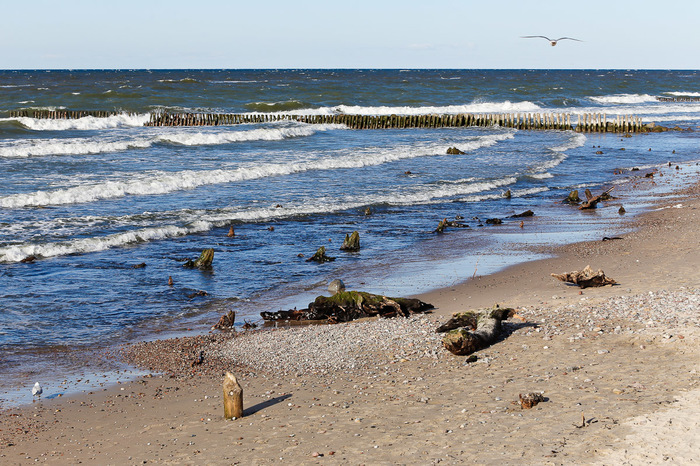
[1,69,700,405]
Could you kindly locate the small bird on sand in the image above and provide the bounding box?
[521,35,582,46]
[32,382,42,397]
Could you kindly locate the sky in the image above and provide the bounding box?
[2,0,699,69]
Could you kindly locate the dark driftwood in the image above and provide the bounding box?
[437,306,521,356]
[509,210,534,218]
[261,291,433,323]
[435,218,469,233]
[551,265,617,288]
[213,310,236,330]
[579,187,614,210]
[191,350,204,367]
[306,246,335,263]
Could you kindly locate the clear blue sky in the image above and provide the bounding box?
[2,0,699,69]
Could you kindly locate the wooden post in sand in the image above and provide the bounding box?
[223,372,243,420]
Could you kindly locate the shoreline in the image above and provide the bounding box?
[2,168,700,463]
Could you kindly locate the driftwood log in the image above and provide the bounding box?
[435,218,469,233]
[579,187,614,210]
[437,306,522,356]
[551,265,617,288]
[223,372,243,420]
[261,291,433,323]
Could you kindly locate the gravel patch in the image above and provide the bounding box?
[214,315,443,377]
[119,288,700,380]
[523,288,700,342]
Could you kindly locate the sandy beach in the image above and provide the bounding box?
[2,166,700,465]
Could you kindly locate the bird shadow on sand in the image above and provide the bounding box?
[243,393,293,416]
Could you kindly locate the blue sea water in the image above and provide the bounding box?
[1,69,700,403]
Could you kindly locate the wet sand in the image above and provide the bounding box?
[2,169,700,465]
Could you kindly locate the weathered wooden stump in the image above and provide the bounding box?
[434,218,448,233]
[340,231,360,251]
[184,248,215,269]
[223,372,243,420]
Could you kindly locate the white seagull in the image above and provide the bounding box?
[521,36,582,46]
[32,382,43,397]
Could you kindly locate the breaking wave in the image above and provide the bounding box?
[588,94,657,104]
[0,131,515,207]
[272,101,542,116]
[0,172,526,262]
[0,124,341,158]
[13,113,151,131]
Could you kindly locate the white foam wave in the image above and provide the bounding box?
[14,113,151,131]
[459,186,549,204]
[550,132,586,152]
[276,101,541,117]
[395,177,517,206]
[644,114,700,122]
[209,80,260,84]
[0,131,515,208]
[588,94,657,104]
[0,124,334,158]
[0,174,521,262]
[664,91,700,97]
[0,225,194,263]
[528,173,554,180]
[158,124,339,146]
[0,137,153,158]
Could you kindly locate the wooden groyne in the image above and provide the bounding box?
[656,96,700,102]
[8,108,648,133]
[144,112,646,133]
[9,109,134,119]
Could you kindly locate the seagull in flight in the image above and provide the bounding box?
[521,36,582,46]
